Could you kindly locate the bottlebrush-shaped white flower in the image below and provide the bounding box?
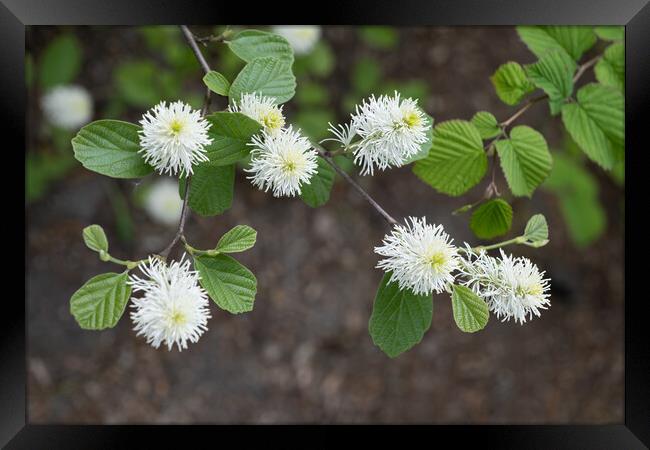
[350,91,428,176]
[139,101,212,176]
[375,217,460,296]
[143,178,183,227]
[246,125,318,198]
[228,92,285,134]
[272,25,321,55]
[129,256,211,351]
[460,247,551,324]
[41,84,93,130]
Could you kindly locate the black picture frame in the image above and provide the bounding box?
[6,0,648,447]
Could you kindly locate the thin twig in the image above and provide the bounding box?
[180,25,400,228]
[315,146,398,225]
[158,26,213,258]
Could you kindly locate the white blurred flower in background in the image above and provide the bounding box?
[41,84,93,130]
[143,178,184,226]
[272,25,321,55]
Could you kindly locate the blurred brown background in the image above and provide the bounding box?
[26,26,624,423]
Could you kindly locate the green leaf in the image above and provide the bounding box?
[543,153,605,247]
[594,26,624,41]
[295,81,328,106]
[525,49,577,115]
[69,271,131,330]
[229,56,296,105]
[560,83,624,169]
[226,30,294,64]
[471,111,501,139]
[193,254,257,314]
[451,284,489,333]
[470,199,513,239]
[300,156,335,208]
[523,213,549,247]
[82,224,109,253]
[216,225,257,253]
[203,112,262,166]
[114,61,162,107]
[203,71,231,96]
[595,43,624,92]
[368,273,433,358]
[496,125,553,197]
[516,26,597,61]
[180,164,234,217]
[72,120,154,179]
[413,120,487,196]
[359,26,399,49]
[490,62,535,105]
[352,57,382,95]
[39,34,82,89]
[403,113,434,164]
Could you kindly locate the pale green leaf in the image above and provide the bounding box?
[561,83,624,169]
[203,112,262,166]
[179,164,234,217]
[229,56,296,105]
[516,26,597,61]
[471,111,501,139]
[39,34,82,89]
[543,153,605,247]
[226,30,294,64]
[595,43,624,92]
[496,125,553,197]
[203,71,231,96]
[490,62,535,105]
[368,272,433,358]
[451,284,489,333]
[194,254,257,314]
[525,49,577,115]
[470,199,513,239]
[72,120,153,179]
[300,156,335,208]
[413,120,487,196]
[70,271,131,330]
[594,26,624,41]
[523,213,549,246]
[82,224,108,253]
[216,225,257,253]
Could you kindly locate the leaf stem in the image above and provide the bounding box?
[472,236,526,253]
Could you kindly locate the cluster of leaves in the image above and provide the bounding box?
[68,28,302,330]
[411,25,623,244]
[70,223,258,329]
[369,214,549,357]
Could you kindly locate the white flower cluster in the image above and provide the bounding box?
[41,84,93,130]
[129,255,211,351]
[143,178,184,227]
[459,247,551,324]
[231,92,318,198]
[326,91,430,176]
[272,25,321,55]
[375,217,551,324]
[139,101,212,176]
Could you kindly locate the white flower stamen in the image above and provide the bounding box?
[129,255,211,351]
[246,125,318,198]
[139,101,212,176]
[350,91,429,176]
[375,217,459,295]
[228,92,285,134]
[460,246,551,324]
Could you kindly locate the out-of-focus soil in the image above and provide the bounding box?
[27,26,624,423]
